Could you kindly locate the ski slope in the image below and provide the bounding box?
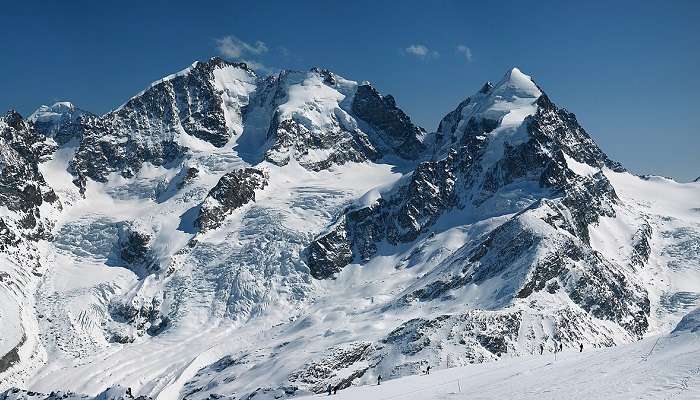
[298,309,700,400]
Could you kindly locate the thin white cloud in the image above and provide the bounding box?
[277,46,291,57]
[215,35,268,58]
[404,44,438,59]
[214,35,273,73]
[240,59,273,74]
[456,45,473,62]
[406,44,429,57]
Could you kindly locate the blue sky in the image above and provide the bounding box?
[1,0,698,180]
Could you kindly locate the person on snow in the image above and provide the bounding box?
[378,375,382,385]
[559,343,563,352]
[579,343,584,352]
[327,384,332,396]
[334,385,338,395]
[426,365,431,375]
[539,344,544,355]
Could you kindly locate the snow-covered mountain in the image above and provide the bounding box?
[0,58,698,399]
[27,102,94,145]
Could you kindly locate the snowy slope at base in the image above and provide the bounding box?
[298,310,700,400]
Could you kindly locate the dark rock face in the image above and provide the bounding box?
[52,114,95,146]
[351,84,426,159]
[630,222,652,269]
[68,58,254,191]
[307,154,457,279]
[196,168,268,232]
[113,222,158,277]
[310,67,337,86]
[117,225,150,265]
[531,95,624,172]
[0,334,24,374]
[108,295,169,341]
[306,219,353,279]
[0,111,60,242]
[154,165,200,203]
[68,109,187,194]
[288,342,373,393]
[177,167,199,189]
[117,57,246,148]
[0,112,62,379]
[264,114,377,171]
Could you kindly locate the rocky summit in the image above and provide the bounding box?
[0,60,698,400]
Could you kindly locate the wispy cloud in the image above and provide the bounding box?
[404,44,439,59]
[215,35,268,58]
[214,35,273,73]
[456,45,473,62]
[277,46,292,58]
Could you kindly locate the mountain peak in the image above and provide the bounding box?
[479,82,493,94]
[2,109,25,129]
[492,67,541,98]
[309,66,337,85]
[29,101,79,118]
[51,101,76,111]
[28,101,93,138]
[203,56,254,73]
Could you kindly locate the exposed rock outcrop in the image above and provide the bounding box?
[195,168,268,232]
[351,83,426,159]
[69,58,256,191]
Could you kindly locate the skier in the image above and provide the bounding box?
[426,365,431,375]
[378,374,382,385]
[560,343,563,352]
[327,384,332,396]
[539,344,544,355]
[579,343,584,352]
[334,385,338,395]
